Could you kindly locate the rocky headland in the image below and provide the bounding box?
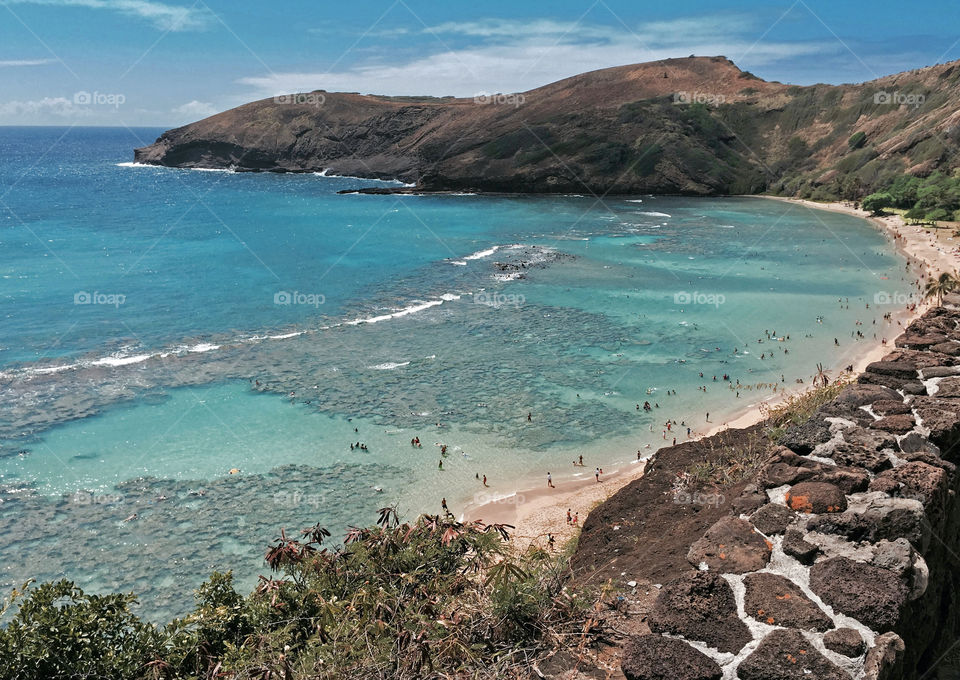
[134,56,960,200]
[567,298,960,679]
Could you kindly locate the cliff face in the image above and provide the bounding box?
[135,56,960,196]
[572,298,960,680]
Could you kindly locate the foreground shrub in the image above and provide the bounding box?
[0,511,590,680]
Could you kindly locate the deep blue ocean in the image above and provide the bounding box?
[0,126,917,620]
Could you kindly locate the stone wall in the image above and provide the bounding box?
[611,301,960,680]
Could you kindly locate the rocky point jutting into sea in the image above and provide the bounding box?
[561,297,960,680]
[134,55,960,200]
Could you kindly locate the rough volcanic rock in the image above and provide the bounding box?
[731,484,768,514]
[898,431,941,455]
[779,418,833,455]
[759,448,823,487]
[814,466,870,494]
[809,557,908,630]
[834,383,903,407]
[909,397,960,452]
[871,399,913,416]
[621,635,722,680]
[898,450,955,473]
[929,341,960,356]
[920,366,960,378]
[828,443,892,472]
[869,414,916,434]
[897,333,948,349]
[750,503,796,534]
[650,571,752,654]
[785,481,847,513]
[818,400,876,426]
[824,627,866,657]
[870,538,928,600]
[858,371,925,394]
[687,516,771,573]
[743,572,832,631]
[902,381,928,395]
[806,495,925,545]
[869,461,947,509]
[864,359,919,380]
[934,376,960,397]
[782,527,820,564]
[736,629,849,680]
[844,426,898,452]
[863,632,906,680]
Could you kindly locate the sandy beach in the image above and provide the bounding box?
[467,196,959,552]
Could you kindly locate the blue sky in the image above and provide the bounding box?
[1,0,958,126]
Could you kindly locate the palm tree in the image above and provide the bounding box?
[924,271,959,306]
[813,363,830,388]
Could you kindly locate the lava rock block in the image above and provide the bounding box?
[908,397,960,451]
[869,461,947,509]
[785,482,847,514]
[806,496,925,546]
[898,450,955,473]
[687,516,772,573]
[897,333,948,349]
[732,484,768,515]
[920,366,960,378]
[929,341,960,356]
[844,426,898,452]
[779,418,833,455]
[935,377,960,397]
[759,449,823,488]
[750,503,796,535]
[782,527,819,564]
[737,629,849,680]
[824,628,866,657]
[828,442,892,473]
[863,632,905,680]
[621,635,722,680]
[743,572,832,631]
[898,431,940,455]
[864,359,918,380]
[650,571,752,654]
[814,467,870,494]
[834,383,903,407]
[809,557,908,631]
[870,399,912,416]
[869,414,916,434]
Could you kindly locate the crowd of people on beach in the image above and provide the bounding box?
[245,226,937,556]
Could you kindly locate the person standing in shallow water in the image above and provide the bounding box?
[595,467,601,482]
[547,472,555,488]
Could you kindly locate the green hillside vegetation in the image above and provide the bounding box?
[0,511,593,680]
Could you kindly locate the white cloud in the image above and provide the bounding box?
[0,96,95,118]
[0,58,56,67]
[172,99,218,118]
[238,16,833,98]
[425,18,618,41]
[4,0,211,31]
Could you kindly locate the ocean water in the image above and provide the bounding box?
[0,127,916,620]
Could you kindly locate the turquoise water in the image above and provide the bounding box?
[0,127,915,620]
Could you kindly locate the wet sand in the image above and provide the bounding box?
[466,197,953,552]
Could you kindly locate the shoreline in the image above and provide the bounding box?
[466,196,955,551]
